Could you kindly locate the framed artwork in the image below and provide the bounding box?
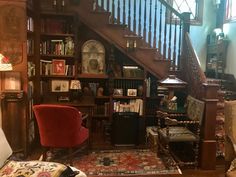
[81,40,105,74]
[51,80,69,92]
[52,59,65,75]
[127,89,137,96]
[113,89,123,96]
[4,71,21,90]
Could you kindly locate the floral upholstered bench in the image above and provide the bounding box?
[0,128,86,177]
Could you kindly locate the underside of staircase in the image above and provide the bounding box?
[69,0,170,79]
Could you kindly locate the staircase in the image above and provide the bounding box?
[67,0,218,170]
[68,0,191,79]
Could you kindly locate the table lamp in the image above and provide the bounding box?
[70,79,82,102]
[159,75,187,110]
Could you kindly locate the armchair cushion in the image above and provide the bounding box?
[0,128,12,168]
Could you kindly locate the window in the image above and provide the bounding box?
[226,0,236,21]
[167,0,203,25]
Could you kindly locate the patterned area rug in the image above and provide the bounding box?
[73,149,181,176]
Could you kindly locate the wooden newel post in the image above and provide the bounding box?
[200,83,219,170]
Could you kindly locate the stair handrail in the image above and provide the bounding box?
[181,32,207,98]
[158,0,183,19]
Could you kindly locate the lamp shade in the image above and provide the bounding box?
[159,75,187,88]
[0,53,12,71]
[70,80,81,90]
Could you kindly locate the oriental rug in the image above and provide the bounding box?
[73,149,181,176]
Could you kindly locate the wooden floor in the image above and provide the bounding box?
[29,123,226,177]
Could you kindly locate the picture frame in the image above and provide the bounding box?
[113,89,123,96]
[51,80,69,92]
[4,71,21,90]
[127,89,137,96]
[52,59,66,75]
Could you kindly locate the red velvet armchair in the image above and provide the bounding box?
[33,104,89,162]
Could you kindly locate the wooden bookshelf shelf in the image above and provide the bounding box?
[40,33,75,37]
[40,11,75,17]
[40,54,75,58]
[113,77,144,80]
[40,75,74,79]
[78,74,109,79]
[113,96,143,99]
[95,96,110,99]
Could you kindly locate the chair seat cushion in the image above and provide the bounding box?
[0,160,76,177]
[158,126,199,142]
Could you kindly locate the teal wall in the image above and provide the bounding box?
[189,0,216,71]
[223,22,236,77]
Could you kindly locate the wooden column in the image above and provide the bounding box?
[0,91,24,153]
[0,0,28,155]
[200,83,219,170]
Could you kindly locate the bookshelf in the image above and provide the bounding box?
[31,1,166,146]
[38,11,77,103]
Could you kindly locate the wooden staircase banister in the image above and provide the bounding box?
[185,32,207,84]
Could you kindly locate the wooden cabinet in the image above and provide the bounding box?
[206,39,229,78]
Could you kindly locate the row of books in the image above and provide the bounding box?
[40,39,74,56]
[28,61,36,77]
[27,17,34,32]
[27,39,34,55]
[41,19,73,34]
[113,99,143,115]
[40,59,75,76]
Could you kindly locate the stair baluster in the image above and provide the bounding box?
[178,21,182,70]
[133,0,136,34]
[101,0,104,10]
[128,0,131,31]
[123,0,126,25]
[111,0,115,24]
[153,0,158,48]
[168,11,172,62]
[172,19,177,70]
[107,0,110,11]
[96,0,99,11]
[148,0,152,47]
[158,3,162,52]
[117,0,120,24]
[143,0,147,43]
[138,0,141,36]
[163,7,167,60]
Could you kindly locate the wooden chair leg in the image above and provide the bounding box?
[194,142,199,169]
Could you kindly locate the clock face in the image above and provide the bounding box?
[81,40,105,74]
